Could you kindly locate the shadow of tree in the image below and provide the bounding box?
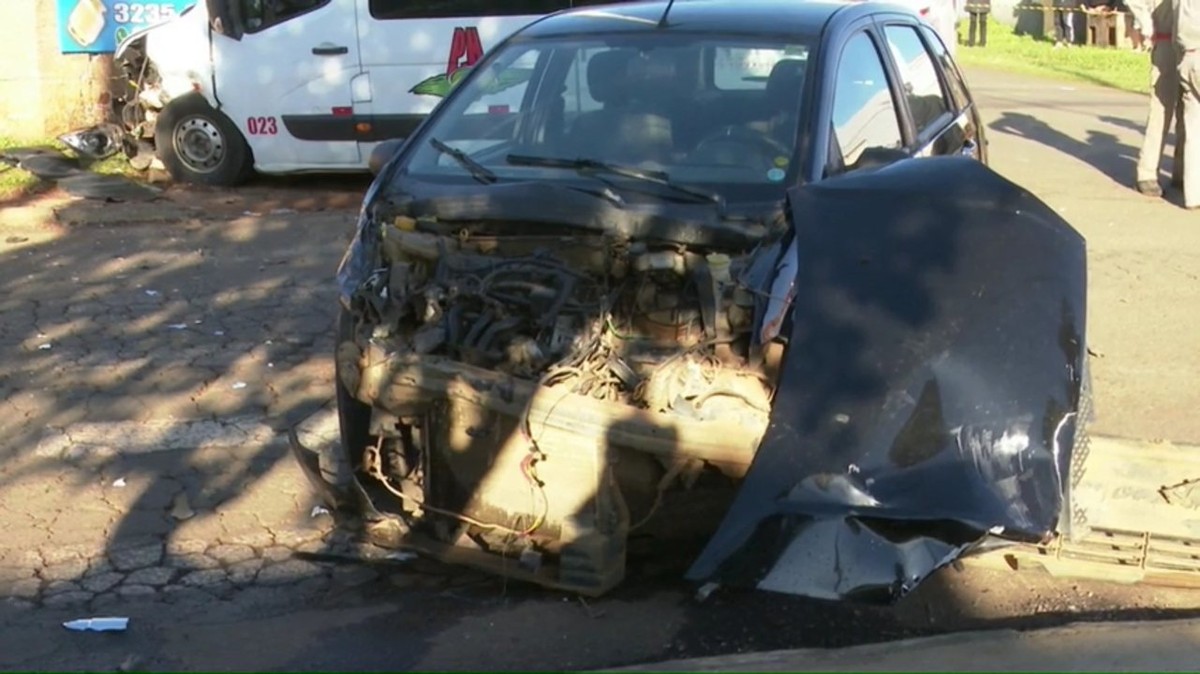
[0,191,360,606]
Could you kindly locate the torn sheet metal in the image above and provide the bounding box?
[686,156,1087,603]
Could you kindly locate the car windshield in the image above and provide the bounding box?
[399,32,814,205]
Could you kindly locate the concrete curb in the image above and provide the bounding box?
[612,618,1200,672]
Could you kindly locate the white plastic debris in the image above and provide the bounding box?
[386,551,418,562]
[695,581,720,603]
[232,382,247,390]
[37,343,52,350]
[213,330,226,336]
[144,290,159,297]
[310,505,330,518]
[166,324,188,330]
[63,617,129,632]
[112,478,127,488]
[267,363,275,368]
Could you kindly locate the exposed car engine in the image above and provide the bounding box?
[336,211,782,593]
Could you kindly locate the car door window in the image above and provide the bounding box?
[828,31,903,174]
[919,24,968,112]
[883,25,951,140]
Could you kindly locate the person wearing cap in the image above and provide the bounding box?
[1175,0,1200,208]
[1129,0,1185,197]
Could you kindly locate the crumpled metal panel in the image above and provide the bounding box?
[687,156,1087,603]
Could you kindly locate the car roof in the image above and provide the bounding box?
[519,0,895,40]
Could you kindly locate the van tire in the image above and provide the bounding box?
[155,94,252,186]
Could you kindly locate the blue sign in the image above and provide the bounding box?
[56,0,196,54]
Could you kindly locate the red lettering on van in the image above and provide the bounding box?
[447,27,484,76]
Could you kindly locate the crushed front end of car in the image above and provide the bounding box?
[294,155,1087,602]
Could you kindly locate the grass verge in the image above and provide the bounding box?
[0,134,145,204]
[955,17,1150,95]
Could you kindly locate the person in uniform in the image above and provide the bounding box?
[1129,0,1185,197]
[967,0,992,46]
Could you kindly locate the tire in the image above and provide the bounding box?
[155,94,252,186]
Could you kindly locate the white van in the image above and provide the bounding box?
[113,0,636,185]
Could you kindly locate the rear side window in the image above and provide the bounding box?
[713,47,809,90]
[919,24,968,111]
[883,25,950,138]
[829,31,903,172]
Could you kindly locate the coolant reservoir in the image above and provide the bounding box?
[706,253,731,286]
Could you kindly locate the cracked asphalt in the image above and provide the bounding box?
[2,68,1200,671]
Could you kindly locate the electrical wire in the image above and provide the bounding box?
[368,437,545,537]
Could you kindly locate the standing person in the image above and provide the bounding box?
[1175,0,1200,208]
[1054,0,1078,46]
[1129,0,1185,196]
[968,0,992,46]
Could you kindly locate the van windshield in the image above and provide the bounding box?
[399,32,813,204]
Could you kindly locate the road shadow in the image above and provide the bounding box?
[990,111,1139,187]
[0,192,358,619]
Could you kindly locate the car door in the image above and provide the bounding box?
[821,28,908,177]
[879,20,984,161]
[210,0,363,170]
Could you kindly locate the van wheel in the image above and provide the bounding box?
[155,94,252,186]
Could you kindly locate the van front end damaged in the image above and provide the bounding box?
[111,4,214,167]
[296,156,1087,602]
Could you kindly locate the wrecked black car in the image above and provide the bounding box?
[293,0,1088,603]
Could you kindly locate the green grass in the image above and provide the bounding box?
[0,134,144,203]
[0,137,47,202]
[955,17,1150,95]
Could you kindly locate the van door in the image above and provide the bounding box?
[210,0,363,171]
[352,1,576,157]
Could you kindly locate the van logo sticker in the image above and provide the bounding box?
[410,26,484,98]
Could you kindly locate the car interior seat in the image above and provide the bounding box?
[567,49,675,165]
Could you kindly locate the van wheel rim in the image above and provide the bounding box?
[174,116,225,173]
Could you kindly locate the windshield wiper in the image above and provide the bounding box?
[431,137,496,184]
[505,154,725,214]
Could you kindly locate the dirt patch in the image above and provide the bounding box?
[158,174,372,218]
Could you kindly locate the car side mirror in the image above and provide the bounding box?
[369,138,406,176]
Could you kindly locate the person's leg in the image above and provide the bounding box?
[969,10,978,46]
[1173,87,1186,187]
[1180,50,1200,208]
[981,10,989,45]
[1136,42,1176,194]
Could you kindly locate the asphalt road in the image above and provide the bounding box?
[2,65,1200,672]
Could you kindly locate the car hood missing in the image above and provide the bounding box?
[685,157,1087,603]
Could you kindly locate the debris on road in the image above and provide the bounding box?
[57,124,124,161]
[112,478,127,488]
[231,382,247,390]
[62,617,129,632]
[310,505,330,518]
[170,492,195,521]
[37,343,52,350]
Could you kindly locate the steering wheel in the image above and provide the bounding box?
[690,125,793,169]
